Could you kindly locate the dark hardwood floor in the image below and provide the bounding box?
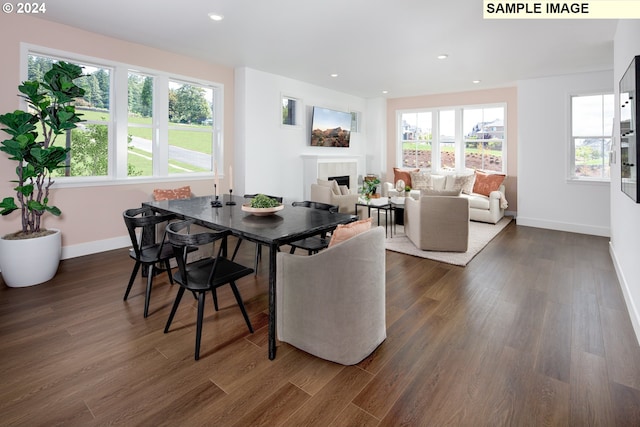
[1,222,640,426]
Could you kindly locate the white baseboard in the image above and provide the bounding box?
[609,242,640,346]
[515,216,610,237]
[61,235,131,260]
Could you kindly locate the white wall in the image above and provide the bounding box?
[517,71,612,237]
[611,21,640,344]
[235,67,385,202]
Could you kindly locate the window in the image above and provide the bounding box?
[24,47,222,184]
[570,93,613,180]
[168,80,214,174]
[29,54,112,178]
[399,111,433,168]
[398,104,506,173]
[282,96,299,126]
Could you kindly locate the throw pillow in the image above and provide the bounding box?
[317,178,341,195]
[420,188,462,197]
[452,174,476,195]
[328,217,373,248]
[339,185,350,195]
[409,171,432,190]
[473,170,506,196]
[393,167,420,188]
[153,186,191,201]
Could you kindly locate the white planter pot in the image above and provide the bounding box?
[0,229,61,287]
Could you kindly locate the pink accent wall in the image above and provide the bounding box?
[0,16,235,250]
[386,87,518,212]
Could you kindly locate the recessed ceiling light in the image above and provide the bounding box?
[437,54,448,60]
[208,13,224,21]
[382,90,389,94]
[330,73,338,78]
[472,80,481,84]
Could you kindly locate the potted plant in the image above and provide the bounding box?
[0,61,85,287]
[360,176,381,201]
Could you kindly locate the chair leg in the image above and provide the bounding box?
[164,287,186,333]
[212,288,219,311]
[195,292,206,360]
[124,261,141,300]
[144,264,154,318]
[229,281,253,333]
[163,259,174,284]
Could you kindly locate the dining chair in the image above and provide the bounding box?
[287,201,338,255]
[165,220,254,360]
[241,194,284,273]
[123,206,196,318]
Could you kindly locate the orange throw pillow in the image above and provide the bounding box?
[472,171,505,196]
[153,186,192,201]
[393,168,420,188]
[328,217,373,247]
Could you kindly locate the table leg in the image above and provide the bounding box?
[268,242,277,360]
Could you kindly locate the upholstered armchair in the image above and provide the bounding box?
[404,195,470,252]
[276,226,386,365]
[310,179,359,214]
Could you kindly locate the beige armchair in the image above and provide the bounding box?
[404,195,470,252]
[310,179,359,214]
[276,226,386,365]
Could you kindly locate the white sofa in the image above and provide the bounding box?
[383,169,508,224]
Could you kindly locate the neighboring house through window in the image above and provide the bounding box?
[398,104,506,174]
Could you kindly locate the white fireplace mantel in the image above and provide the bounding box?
[302,155,363,200]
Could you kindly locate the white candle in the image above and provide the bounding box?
[214,161,220,188]
[229,165,233,190]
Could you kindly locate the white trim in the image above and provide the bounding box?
[61,235,131,260]
[610,241,640,346]
[516,216,610,237]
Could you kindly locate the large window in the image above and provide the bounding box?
[398,104,505,173]
[25,48,222,183]
[570,93,613,180]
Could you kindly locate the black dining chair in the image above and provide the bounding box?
[287,201,339,255]
[123,206,196,318]
[165,220,254,360]
[241,194,284,273]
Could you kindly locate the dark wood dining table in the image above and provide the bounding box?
[143,194,356,360]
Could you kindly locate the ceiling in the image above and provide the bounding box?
[37,0,618,98]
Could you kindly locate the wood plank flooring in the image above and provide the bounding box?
[1,222,640,426]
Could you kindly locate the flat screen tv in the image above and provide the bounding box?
[310,106,351,147]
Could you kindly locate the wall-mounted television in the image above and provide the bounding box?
[310,106,351,147]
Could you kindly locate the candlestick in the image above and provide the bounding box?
[211,183,222,207]
[226,188,236,205]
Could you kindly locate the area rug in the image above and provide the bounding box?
[384,217,512,266]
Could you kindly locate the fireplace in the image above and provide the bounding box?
[328,175,350,188]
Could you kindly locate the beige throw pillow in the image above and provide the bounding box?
[409,172,432,190]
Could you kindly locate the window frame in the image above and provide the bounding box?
[396,103,507,174]
[568,91,613,183]
[20,43,224,188]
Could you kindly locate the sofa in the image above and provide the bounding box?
[310,178,360,214]
[383,168,508,224]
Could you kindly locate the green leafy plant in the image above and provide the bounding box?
[360,177,380,198]
[0,61,85,238]
[250,194,279,208]
[405,185,412,192]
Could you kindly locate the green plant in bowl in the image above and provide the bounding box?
[250,194,279,208]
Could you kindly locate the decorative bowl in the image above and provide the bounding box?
[241,203,284,216]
